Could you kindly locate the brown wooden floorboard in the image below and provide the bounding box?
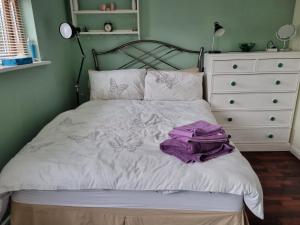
[242,152,300,225]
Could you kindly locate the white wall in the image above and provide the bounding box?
[290,0,300,158]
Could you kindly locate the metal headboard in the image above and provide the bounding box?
[92,40,205,72]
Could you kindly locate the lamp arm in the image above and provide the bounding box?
[75,35,86,106]
[211,35,215,52]
[76,35,85,58]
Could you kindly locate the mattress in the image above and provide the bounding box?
[12,190,243,212]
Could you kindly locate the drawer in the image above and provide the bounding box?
[226,127,290,144]
[213,60,255,74]
[211,93,296,110]
[212,74,298,93]
[214,110,293,127]
[257,58,300,72]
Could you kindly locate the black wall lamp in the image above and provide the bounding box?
[59,22,86,106]
[209,22,225,54]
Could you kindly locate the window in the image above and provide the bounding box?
[0,0,28,58]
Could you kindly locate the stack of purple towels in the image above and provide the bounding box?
[160,120,234,163]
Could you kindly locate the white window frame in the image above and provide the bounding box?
[0,0,28,58]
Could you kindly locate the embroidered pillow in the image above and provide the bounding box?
[89,69,146,100]
[144,70,203,101]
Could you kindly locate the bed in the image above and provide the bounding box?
[0,40,263,225]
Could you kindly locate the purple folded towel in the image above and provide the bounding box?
[161,140,234,163]
[160,120,234,163]
[169,120,223,139]
[160,139,199,154]
[160,137,231,154]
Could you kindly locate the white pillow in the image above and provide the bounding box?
[89,69,146,100]
[144,70,203,101]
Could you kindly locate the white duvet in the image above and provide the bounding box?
[0,100,263,219]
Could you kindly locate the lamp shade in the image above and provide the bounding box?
[214,22,225,37]
[59,22,80,39]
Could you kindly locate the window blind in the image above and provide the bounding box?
[0,0,28,58]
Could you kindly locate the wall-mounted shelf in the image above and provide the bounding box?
[81,29,139,35]
[70,0,140,39]
[74,10,138,15]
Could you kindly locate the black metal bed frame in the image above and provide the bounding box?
[92,40,205,72]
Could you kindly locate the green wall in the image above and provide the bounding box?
[77,0,296,101]
[0,0,297,168]
[0,0,76,169]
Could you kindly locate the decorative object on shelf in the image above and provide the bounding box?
[59,22,86,107]
[110,2,116,10]
[239,43,255,52]
[100,4,106,11]
[266,40,278,52]
[83,26,88,32]
[104,22,113,32]
[209,22,225,54]
[99,2,116,11]
[276,24,296,51]
[132,0,137,10]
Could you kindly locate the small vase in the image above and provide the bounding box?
[110,2,116,11]
[100,4,106,11]
[132,0,137,10]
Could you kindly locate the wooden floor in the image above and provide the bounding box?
[242,152,300,225]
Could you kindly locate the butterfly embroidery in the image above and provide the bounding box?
[69,131,100,144]
[155,72,178,89]
[24,142,54,153]
[144,114,162,125]
[59,117,84,127]
[109,79,129,98]
[108,135,143,152]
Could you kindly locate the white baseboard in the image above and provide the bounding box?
[291,145,300,160]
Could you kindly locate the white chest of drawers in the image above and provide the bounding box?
[204,52,300,151]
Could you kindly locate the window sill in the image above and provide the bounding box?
[0,61,51,74]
